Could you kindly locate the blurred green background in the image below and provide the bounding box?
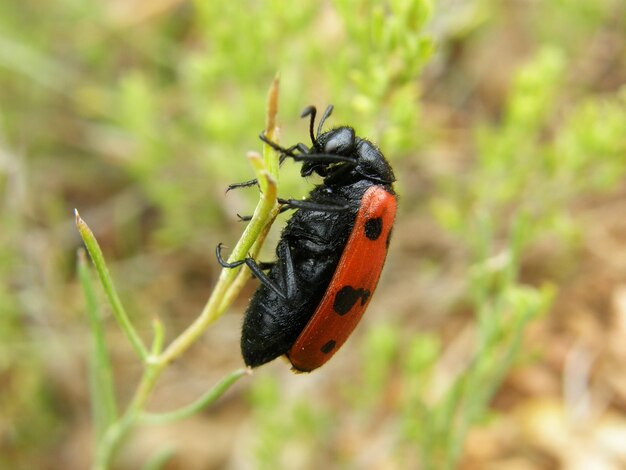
[1,0,626,469]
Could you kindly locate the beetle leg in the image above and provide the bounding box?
[258,134,304,156]
[226,179,259,192]
[291,153,356,164]
[257,261,276,270]
[236,213,253,222]
[244,261,286,299]
[294,143,310,154]
[322,162,355,185]
[260,133,355,165]
[277,198,350,213]
[236,205,290,222]
[226,146,298,193]
[275,240,297,299]
[215,243,248,269]
[215,244,285,299]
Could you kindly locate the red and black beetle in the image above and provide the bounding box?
[218,105,397,372]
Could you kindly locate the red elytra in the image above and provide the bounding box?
[287,185,397,372]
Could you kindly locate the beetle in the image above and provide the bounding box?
[218,105,397,372]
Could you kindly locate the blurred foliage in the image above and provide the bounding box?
[0,0,625,468]
[248,376,333,468]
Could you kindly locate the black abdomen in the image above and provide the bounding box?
[240,182,372,367]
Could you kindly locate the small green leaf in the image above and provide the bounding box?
[139,368,250,425]
[141,447,175,470]
[77,250,118,440]
[75,209,149,362]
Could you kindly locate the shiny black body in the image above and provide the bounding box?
[242,179,376,367]
[227,106,396,368]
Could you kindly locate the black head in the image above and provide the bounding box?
[299,105,395,186]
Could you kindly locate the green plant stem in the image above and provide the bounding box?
[87,76,282,469]
[93,360,164,469]
[150,318,165,355]
[94,411,137,470]
[157,75,281,366]
[138,368,250,425]
[91,162,274,466]
[77,249,118,439]
[158,166,277,367]
[76,210,149,362]
[219,210,277,312]
[141,447,175,470]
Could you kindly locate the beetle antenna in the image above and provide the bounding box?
[317,105,334,138]
[300,106,317,146]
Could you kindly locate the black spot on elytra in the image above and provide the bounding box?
[321,340,336,354]
[364,217,383,240]
[333,286,371,315]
